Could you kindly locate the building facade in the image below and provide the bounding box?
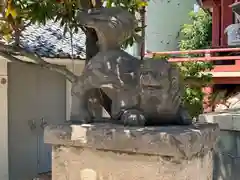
[125,0,196,56]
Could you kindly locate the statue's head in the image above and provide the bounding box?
[140,59,171,89]
[77,7,136,48]
[140,59,183,115]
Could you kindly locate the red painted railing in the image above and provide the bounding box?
[168,56,240,62]
[146,47,240,72]
[146,47,240,55]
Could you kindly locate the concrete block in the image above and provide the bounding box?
[199,110,240,131]
[45,123,219,180]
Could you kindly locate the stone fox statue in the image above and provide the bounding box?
[72,7,192,126]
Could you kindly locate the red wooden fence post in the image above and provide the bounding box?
[212,0,221,47]
[221,0,234,46]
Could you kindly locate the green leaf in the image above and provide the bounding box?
[178,8,212,118]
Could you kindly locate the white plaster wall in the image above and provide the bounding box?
[0,57,84,180]
[125,1,195,56]
[8,62,66,180]
[0,59,8,180]
[145,0,195,52]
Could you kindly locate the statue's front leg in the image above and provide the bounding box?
[72,68,123,123]
[72,77,93,124]
[177,105,192,125]
[78,91,93,124]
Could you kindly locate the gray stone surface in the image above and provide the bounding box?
[199,110,240,131]
[199,111,240,180]
[45,122,219,159]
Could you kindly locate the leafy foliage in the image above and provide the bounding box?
[1,0,59,42]
[178,8,212,118]
[1,0,147,46]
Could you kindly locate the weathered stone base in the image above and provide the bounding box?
[53,146,213,180]
[45,123,219,180]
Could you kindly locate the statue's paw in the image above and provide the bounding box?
[120,109,146,126]
[79,111,93,124]
[177,107,192,125]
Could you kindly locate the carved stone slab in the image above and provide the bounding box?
[45,122,219,159]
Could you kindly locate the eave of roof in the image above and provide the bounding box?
[20,20,86,59]
[0,20,86,60]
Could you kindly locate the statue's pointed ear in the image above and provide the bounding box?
[76,9,94,27]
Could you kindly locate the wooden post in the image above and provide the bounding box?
[221,0,234,46]
[212,0,221,47]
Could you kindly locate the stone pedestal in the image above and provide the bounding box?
[199,111,240,180]
[44,123,219,180]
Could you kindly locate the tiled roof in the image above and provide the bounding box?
[20,20,86,59]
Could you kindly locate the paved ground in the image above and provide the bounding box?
[33,172,51,180]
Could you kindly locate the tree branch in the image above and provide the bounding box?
[0,50,37,65]
[0,43,78,83]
